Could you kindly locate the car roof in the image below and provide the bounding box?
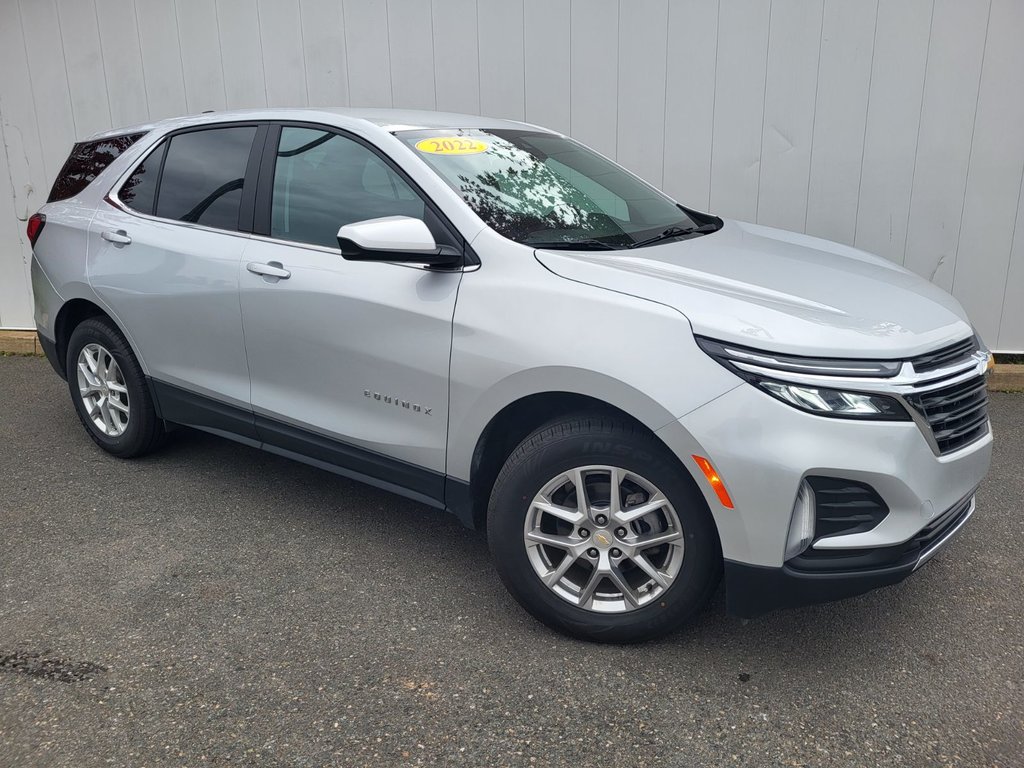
[82,107,556,142]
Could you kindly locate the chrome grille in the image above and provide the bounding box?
[906,375,989,454]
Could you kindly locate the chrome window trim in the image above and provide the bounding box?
[104,191,255,242]
[105,120,265,242]
[106,124,476,273]
[246,232,473,273]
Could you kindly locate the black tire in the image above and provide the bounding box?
[65,317,165,458]
[487,414,722,643]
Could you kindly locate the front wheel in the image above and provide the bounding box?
[487,415,722,643]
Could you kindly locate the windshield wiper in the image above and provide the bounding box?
[527,239,620,251]
[627,223,719,249]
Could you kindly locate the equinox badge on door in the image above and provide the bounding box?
[364,390,432,416]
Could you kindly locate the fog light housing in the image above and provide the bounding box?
[785,480,815,559]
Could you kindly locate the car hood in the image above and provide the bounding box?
[534,219,973,358]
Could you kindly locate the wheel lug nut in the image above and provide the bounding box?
[579,528,590,538]
[615,527,627,538]
[610,548,622,558]
[595,514,608,526]
[587,548,599,558]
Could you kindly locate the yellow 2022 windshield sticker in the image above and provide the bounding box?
[415,137,489,155]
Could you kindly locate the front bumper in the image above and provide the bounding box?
[655,378,991,615]
[725,492,975,618]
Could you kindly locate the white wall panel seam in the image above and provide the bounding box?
[49,1,79,140]
[475,0,482,115]
[340,0,352,104]
[658,0,670,190]
[659,0,673,200]
[385,1,395,107]
[431,2,439,109]
[89,0,117,129]
[801,7,826,232]
[898,0,936,266]
[708,0,720,207]
[704,0,720,212]
[170,0,189,111]
[994,170,1024,346]
[212,0,232,108]
[296,0,311,106]
[753,0,774,222]
[128,0,153,119]
[948,0,994,293]
[12,0,48,197]
[850,2,880,237]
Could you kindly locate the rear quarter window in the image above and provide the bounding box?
[47,133,146,203]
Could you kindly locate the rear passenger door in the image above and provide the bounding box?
[238,124,463,487]
[89,124,264,436]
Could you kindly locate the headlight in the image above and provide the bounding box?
[696,337,911,421]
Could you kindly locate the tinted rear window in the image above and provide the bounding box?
[47,133,145,203]
[119,141,167,216]
[154,127,257,230]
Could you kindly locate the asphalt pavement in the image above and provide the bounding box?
[1,356,1021,767]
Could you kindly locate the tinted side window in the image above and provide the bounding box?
[47,132,146,203]
[120,141,167,215]
[271,127,426,248]
[155,126,257,231]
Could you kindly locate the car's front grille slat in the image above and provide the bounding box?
[909,336,977,373]
[906,373,989,455]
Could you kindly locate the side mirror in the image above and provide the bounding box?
[337,216,461,267]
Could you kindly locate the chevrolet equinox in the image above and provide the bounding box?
[29,109,993,642]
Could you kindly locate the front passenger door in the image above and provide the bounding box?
[238,125,463,495]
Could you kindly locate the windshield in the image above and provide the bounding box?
[398,128,706,249]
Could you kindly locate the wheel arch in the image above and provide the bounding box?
[53,297,147,380]
[459,387,710,534]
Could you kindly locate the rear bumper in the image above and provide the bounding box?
[725,494,976,618]
[37,331,64,379]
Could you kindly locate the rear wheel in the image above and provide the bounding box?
[487,414,722,643]
[66,317,164,458]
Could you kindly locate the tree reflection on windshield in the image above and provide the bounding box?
[450,141,625,244]
[402,128,699,248]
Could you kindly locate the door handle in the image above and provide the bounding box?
[100,229,132,246]
[246,261,291,279]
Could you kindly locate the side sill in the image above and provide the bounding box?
[149,377,459,517]
[254,413,446,509]
[151,379,258,440]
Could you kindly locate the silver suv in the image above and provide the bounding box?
[30,109,993,642]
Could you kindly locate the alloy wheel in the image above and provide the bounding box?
[523,465,686,613]
[76,343,130,437]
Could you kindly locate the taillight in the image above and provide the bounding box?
[27,213,46,247]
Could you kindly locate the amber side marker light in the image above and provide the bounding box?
[691,455,735,510]
[987,353,996,373]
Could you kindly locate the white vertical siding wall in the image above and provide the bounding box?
[0,0,1021,350]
